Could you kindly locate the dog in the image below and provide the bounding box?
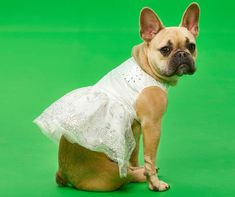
[54,2,200,192]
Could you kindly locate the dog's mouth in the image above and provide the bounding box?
[163,63,196,77]
[165,51,196,77]
[176,63,196,76]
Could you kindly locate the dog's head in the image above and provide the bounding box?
[137,3,200,85]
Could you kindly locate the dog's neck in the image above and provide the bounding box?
[132,43,178,86]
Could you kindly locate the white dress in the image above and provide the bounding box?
[33,57,168,177]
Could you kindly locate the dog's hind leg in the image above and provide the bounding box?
[128,166,146,183]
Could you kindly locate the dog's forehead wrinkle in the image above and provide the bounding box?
[167,40,173,46]
[159,28,189,47]
[152,27,196,51]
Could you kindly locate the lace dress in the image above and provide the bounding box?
[33,57,168,177]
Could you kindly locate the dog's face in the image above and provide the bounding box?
[140,3,200,79]
[148,27,197,77]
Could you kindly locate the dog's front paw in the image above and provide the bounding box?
[145,173,170,192]
[148,179,170,192]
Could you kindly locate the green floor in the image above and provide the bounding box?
[1,0,235,196]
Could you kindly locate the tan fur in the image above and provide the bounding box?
[56,2,200,192]
[57,122,145,191]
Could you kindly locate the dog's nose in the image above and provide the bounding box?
[175,51,188,59]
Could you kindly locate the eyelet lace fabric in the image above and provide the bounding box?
[33,57,168,177]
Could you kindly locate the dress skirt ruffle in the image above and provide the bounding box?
[33,86,136,177]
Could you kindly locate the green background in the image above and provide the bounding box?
[1,0,234,196]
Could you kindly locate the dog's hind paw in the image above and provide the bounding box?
[56,171,68,187]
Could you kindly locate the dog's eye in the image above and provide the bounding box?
[187,43,196,53]
[159,46,171,56]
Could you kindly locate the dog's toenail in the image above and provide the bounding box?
[153,186,159,191]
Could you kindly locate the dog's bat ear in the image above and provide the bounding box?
[139,7,164,42]
[180,2,200,37]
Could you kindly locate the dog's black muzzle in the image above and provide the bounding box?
[169,51,196,76]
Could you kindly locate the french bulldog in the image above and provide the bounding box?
[56,2,200,192]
